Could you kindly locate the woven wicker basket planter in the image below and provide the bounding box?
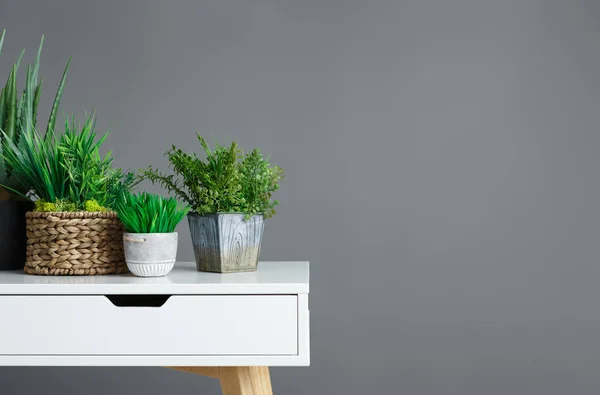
[24,211,128,275]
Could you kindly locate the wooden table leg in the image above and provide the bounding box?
[166,366,273,395]
[219,367,273,395]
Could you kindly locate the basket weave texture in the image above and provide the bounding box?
[25,211,128,275]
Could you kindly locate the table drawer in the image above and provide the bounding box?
[0,295,298,355]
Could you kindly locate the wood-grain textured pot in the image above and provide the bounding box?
[0,200,35,271]
[188,213,264,273]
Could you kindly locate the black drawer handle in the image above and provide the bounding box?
[105,295,172,307]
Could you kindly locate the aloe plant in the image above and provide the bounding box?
[0,29,70,199]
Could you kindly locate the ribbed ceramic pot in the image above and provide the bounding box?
[187,213,265,273]
[123,232,178,277]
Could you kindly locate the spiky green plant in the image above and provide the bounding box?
[142,133,283,218]
[115,192,189,233]
[1,115,69,201]
[60,114,116,207]
[0,113,138,211]
[0,30,70,199]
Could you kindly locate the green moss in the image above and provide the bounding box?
[34,199,76,212]
[34,199,108,213]
[34,200,58,212]
[84,199,108,212]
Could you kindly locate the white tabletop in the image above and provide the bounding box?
[0,261,309,295]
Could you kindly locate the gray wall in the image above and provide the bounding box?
[1,0,600,394]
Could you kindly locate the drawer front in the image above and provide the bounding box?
[0,295,297,355]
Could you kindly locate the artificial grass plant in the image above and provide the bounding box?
[115,191,189,233]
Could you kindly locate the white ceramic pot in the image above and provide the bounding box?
[123,232,178,277]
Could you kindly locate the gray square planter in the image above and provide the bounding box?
[188,213,265,273]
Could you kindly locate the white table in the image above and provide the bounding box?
[0,261,310,395]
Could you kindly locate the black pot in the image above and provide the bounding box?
[0,200,34,271]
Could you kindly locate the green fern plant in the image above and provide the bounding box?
[142,133,283,218]
[0,30,70,199]
[115,192,189,233]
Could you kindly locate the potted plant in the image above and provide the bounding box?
[1,113,138,275]
[115,192,189,277]
[143,133,283,273]
[0,30,70,270]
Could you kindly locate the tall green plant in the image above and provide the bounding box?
[115,192,189,233]
[0,30,70,198]
[142,133,283,218]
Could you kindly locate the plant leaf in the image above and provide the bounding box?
[46,56,70,137]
